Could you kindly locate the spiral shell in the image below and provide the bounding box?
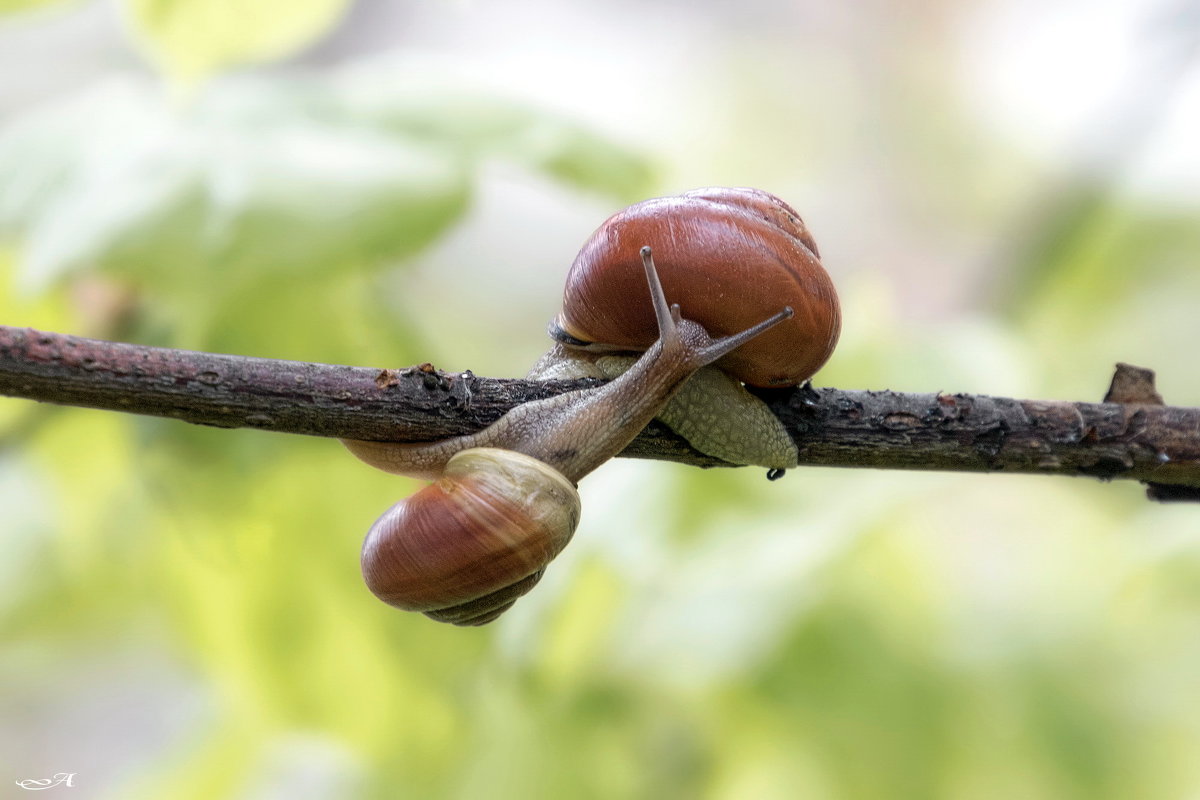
[360,447,581,626]
[552,187,840,387]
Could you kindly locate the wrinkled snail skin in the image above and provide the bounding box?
[346,246,794,625]
[536,187,841,469]
[525,348,801,470]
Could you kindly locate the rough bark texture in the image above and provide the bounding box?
[2,325,1199,496]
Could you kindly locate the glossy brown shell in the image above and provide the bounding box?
[554,187,840,387]
[361,448,580,626]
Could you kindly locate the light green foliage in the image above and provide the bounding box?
[2,5,1200,800]
[1011,200,1200,400]
[0,79,465,290]
[0,0,74,14]
[121,0,353,84]
[0,66,652,358]
[0,12,656,796]
[338,80,657,203]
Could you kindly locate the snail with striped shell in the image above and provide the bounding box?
[344,188,840,625]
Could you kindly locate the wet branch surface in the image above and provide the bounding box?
[2,325,1199,499]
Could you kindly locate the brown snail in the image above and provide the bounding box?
[345,188,841,625]
[531,187,840,469]
[346,246,796,624]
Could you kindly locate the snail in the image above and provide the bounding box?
[529,186,840,469]
[344,246,796,624]
[344,188,841,625]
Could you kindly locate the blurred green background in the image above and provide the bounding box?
[2,1,1200,798]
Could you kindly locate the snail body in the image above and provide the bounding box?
[345,246,795,624]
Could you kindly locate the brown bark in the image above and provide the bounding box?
[2,325,1198,496]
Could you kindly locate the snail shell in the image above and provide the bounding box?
[552,187,840,387]
[360,447,581,626]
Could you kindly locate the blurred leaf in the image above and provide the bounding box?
[0,67,653,333]
[990,180,1118,315]
[1008,201,1200,399]
[0,78,469,300]
[1021,206,1200,318]
[335,68,656,201]
[121,0,352,84]
[0,0,74,13]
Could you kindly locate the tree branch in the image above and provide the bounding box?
[2,325,1198,497]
